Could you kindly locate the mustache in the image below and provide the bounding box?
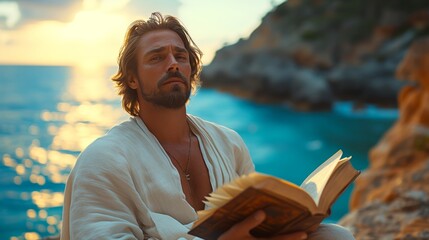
[158,71,189,87]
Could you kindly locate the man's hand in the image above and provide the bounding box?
[218,211,308,240]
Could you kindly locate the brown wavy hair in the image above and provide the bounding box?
[111,12,203,116]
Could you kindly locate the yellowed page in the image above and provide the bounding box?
[299,150,343,206]
[202,172,272,210]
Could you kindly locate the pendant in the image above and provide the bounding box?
[185,174,191,181]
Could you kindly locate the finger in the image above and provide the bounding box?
[218,211,266,240]
[228,210,266,234]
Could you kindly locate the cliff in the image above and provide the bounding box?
[201,0,429,110]
[339,37,429,239]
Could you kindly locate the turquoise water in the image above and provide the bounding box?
[0,65,396,239]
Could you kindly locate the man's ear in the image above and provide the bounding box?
[128,76,138,90]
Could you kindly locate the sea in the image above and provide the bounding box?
[0,65,397,239]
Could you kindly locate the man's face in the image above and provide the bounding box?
[131,29,192,109]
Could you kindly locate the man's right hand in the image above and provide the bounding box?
[218,211,308,240]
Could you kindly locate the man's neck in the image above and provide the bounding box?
[138,104,189,144]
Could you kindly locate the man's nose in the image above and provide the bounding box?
[167,54,179,72]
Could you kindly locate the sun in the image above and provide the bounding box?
[64,10,126,44]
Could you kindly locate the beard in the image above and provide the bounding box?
[139,71,191,109]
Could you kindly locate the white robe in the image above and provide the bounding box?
[61,115,255,240]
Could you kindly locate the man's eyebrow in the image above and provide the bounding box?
[144,46,188,56]
[144,47,165,56]
[174,46,188,53]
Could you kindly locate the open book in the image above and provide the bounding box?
[188,150,360,239]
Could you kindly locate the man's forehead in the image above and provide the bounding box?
[139,29,186,52]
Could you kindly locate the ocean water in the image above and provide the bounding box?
[0,65,397,239]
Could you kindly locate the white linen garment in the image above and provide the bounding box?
[61,115,255,240]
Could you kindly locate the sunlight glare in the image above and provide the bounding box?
[48,64,127,152]
[24,232,40,240]
[29,145,48,164]
[51,122,107,152]
[3,154,16,167]
[31,191,64,208]
[99,0,130,11]
[47,216,58,225]
[39,209,48,219]
[15,164,25,175]
[27,209,37,219]
[64,10,123,43]
[47,150,76,169]
[68,65,118,101]
[83,0,98,10]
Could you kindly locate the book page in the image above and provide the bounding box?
[198,172,318,222]
[190,187,313,239]
[317,160,359,213]
[299,150,343,206]
[202,172,273,210]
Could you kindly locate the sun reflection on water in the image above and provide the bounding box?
[2,64,128,239]
[31,191,64,208]
[67,64,119,102]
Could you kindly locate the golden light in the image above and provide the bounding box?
[47,150,76,169]
[42,150,76,184]
[31,191,64,208]
[64,10,125,43]
[36,175,46,186]
[67,64,120,101]
[51,122,106,152]
[29,175,39,184]
[24,232,40,240]
[38,209,48,219]
[27,209,37,219]
[15,164,25,175]
[60,8,129,67]
[47,216,58,225]
[29,145,48,164]
[48,64,127,153]
[3,154,16,167]
[0,3,129,65]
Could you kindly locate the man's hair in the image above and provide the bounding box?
[111,12,203,116]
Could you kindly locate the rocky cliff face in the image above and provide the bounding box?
[201,0,429,110]
[339,37,429,239]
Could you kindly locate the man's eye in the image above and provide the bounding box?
[176,55,188,61]
[150,56,162,62]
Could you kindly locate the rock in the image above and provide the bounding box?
[201,0,429,111]
[202,49,333,110]
[339,37,429,239]
[327,61,407,106]
[287,69,333,110]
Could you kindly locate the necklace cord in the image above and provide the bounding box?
[165,126,192,181]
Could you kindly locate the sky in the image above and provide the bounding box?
[0,0,284,66]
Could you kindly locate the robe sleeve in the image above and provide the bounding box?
[62,140,146,240]
[232,128,255,175]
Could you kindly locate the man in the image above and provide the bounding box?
[61,12,355,239]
